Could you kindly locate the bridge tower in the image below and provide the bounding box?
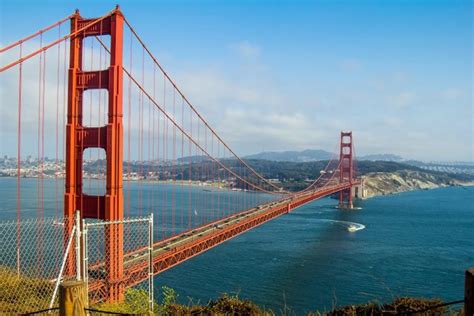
[339,131,354,209]
[64,7,124,301]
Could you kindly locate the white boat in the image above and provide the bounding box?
[347,225,359,232]
[52,219,64,227]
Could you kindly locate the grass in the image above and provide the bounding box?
[92,287,463,316]
[0,270,464,315]
[0,267,54,313]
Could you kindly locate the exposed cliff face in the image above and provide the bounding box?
[361,170,474,199]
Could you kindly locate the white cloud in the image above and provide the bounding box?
[230,41,261,59]
[440,88,466,100]
[2,36,472,162]
[386,91,417,108]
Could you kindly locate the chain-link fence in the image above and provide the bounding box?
[0,213,154,315]
[0,216,78,314]
[83,215,154,313]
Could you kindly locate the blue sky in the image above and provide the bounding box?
[1,0,472,161]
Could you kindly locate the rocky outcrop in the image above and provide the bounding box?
[361,170,474,199]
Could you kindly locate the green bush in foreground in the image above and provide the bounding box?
[94,287,462,316]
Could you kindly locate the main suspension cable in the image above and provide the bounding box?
[93,36,285,195]
[121,17,284,193]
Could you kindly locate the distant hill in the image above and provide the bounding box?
[245,149,333,162]
[177,155,210,163]
[358,154,403,162]
[245,149,403,162]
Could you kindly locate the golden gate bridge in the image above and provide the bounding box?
[0,6,361,306]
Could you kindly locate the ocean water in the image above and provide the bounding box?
[0,178,473,314]
[153,186,474,314]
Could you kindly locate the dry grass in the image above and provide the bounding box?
[0,267,54,313]
[164,294,274,316]
[0,274,464,316]
[310,297,462,316]
[94,291,464,316]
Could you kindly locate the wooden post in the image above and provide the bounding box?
[466,268,474,316]
[59,281,86,316]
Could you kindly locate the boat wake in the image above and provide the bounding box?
[318,219,365,232]
[334,205,363,210]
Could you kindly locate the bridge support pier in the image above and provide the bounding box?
[338,188,353,209]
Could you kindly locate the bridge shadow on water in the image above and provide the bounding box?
[256,200,374,314]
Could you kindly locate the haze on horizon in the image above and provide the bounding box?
[1,0,472,162]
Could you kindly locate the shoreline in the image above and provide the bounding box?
[359,170,474,200]
[2,172,473,199]
[360,182,474,200]
[0,176,255,193]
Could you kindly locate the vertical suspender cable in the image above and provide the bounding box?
[180,96,184,231]
[55,26,61,221]
[152,63,156,224]
[127,31,133,218]
[162,76,166,239]
[172,88,176,235]
[16,43,23,276]
[188,110,192,229]
[37,34,43,222]
[54,27,61,266]
[148,94,152,214]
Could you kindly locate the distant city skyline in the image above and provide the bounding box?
[1,0,472,161]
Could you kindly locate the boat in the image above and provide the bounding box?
[347,225,358,232]
[52,219,64,227]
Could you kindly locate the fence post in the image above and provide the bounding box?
[49,225,78,310]
[75,210,81,281]
[466,268,474,316]
[82,218,89,309]
[59,280,86,316]
[148,213,154,313]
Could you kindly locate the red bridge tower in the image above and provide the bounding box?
[64,7,125,301]
[339,131,354,209]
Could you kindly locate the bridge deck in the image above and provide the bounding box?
[87,181,359,299]
[120,181,358,289]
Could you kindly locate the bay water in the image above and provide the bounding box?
[0,178,472,314]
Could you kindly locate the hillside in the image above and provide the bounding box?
[245,149,333,162]
[240,160,474,193]
[2,157,473,196]
[362,170,474,198]
[244,149,403,162]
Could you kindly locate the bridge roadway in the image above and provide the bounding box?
[88,181,359,299]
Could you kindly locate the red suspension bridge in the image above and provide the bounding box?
[0,7,361,304]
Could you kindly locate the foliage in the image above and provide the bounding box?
[0,267,52,313]
[95,288,151,314]
[84,158,473,192]
[164,293,273,316]
[310,297,460,316]
[156,285,179,314]
[96,287,462,316]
